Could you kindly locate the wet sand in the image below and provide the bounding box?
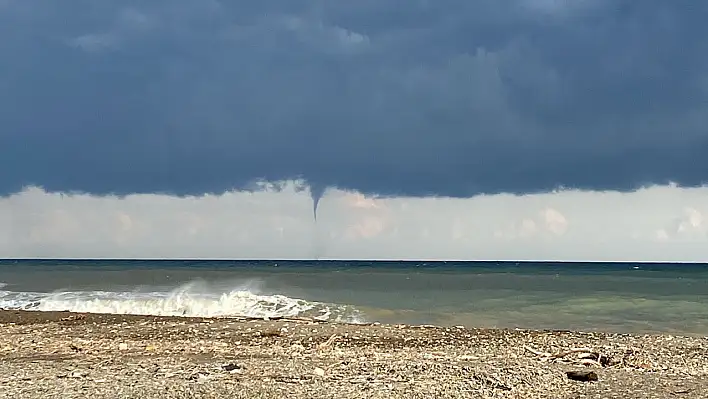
[0,310,706,398]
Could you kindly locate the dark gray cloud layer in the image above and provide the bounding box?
[1,0,707,197]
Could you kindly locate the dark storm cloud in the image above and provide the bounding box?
[1,0,707,197]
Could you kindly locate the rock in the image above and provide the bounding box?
[187,372,210,381]
[313,367,325,377]
[118,343,128,350]
[260,330,282,338]
[566,370,598,382]
[290,343,306,352]
[222,363,242,372]
[68,371,85,379]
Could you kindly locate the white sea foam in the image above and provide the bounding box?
[0,281,365,323]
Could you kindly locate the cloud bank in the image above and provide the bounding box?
[3,182,708,262]
[1,1,708,197]
[3,2,707,261]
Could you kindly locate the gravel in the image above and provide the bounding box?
[1,310,706,398]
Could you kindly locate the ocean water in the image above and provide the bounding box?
[1,259,707,335]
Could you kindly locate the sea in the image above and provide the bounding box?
[1,259,707,335]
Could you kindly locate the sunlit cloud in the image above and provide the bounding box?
[2,181,708,262]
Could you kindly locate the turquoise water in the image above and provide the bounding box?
[1,259,707,334]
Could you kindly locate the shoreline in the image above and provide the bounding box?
[1,310,707,398]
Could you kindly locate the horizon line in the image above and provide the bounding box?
[1,257,707,264]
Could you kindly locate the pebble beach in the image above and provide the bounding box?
[1,310,707,398]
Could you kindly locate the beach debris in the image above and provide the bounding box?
[58,370,86,379]
[237,315,323,324]
[318,334,339,350]
[525,346,618,367]
[472,374,512,391]
[290,343,306,352]
[187,371,211,381]
[525,346,594,359]
[222,363,242,372]
[259,329,282,338]
[566,370,598,382]
[118,343,128,351]
[60,314,86,322]
[68,343,83,352]
[313,367,326,377]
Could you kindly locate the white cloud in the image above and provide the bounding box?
[543,208,568,235]
[67,33,118,52]
[277,16,370,54]
[519,0,603,18]
[2,181,708,262]
[67,8,152,53]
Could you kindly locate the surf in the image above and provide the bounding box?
[0,281,365,323]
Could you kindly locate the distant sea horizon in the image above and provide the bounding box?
[3,258,708,264]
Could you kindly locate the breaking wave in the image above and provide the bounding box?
[0,281,365,323]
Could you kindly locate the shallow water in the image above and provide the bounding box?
[1,259,707,334]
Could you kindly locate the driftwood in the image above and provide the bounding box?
[317,334,339,350]
[525,346,617,367]
[233,315,327,323]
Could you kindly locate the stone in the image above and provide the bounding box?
[566,370,598,382]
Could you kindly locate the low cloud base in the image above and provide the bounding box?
[2,181,707,262]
